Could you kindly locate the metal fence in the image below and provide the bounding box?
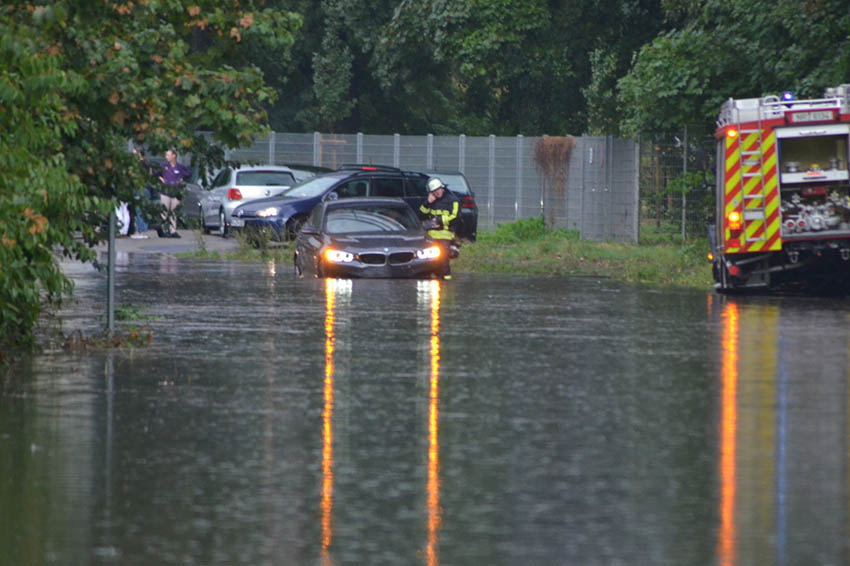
[220,132,643,242]
[637,127,716,242]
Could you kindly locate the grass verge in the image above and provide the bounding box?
[453,218,713,289]
[178,218,714,289]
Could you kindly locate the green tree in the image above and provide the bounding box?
[583,0,668,135]
[618,0,850,135]
[312,0,354,130]
[0,1,300,352]
[376,0,579,135]
[266,0,669,136]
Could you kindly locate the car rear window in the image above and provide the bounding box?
[236,171,296,186]
[325,205,420,234]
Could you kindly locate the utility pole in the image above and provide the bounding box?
[107,208,115,335]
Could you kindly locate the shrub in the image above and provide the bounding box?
[480,217,549,244]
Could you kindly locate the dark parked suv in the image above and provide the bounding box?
[230,165,430,240]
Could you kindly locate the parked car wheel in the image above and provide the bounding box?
[218,210,228,237]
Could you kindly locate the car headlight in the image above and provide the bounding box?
[416,245,441,260]
[256,207,280,218]
[325,249,354,263]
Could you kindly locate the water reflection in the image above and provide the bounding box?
[423,280,442,566]
[8,259,850,565]
[322,278,339,565]
[714,297,850,566]
[718,301,738,566]
[320,279,443,566]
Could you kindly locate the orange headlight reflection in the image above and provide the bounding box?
[321,278,336,565]
[427,279,441,566]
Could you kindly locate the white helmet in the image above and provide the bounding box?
[426,177,446,193]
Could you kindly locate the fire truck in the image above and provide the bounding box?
[711,84,850,292]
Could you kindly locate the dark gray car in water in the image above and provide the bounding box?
[294,197,448,279]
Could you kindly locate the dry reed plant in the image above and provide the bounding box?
[533,136,576,227]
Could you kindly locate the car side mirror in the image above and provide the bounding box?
[300,224,319,236]
[325,191,339,201]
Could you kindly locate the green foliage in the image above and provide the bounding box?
[618,29,727,135]
[619,0,850,135]
[457,223,712,288]
[479,217,548,244]
[114,304,161,322]
[0,1,300,351]
[479,217,579,245]
[284,0,662,135]
[313,23,354,128]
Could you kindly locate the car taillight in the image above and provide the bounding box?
[461,195,475,209]
[228,188,243,200]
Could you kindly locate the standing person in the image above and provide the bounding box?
[419,176,460,279]
[129,147,152,239]
[157,148,190,238]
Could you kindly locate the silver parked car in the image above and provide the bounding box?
[198,165,296,236]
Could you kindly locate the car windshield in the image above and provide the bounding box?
[282,174,346,198]
[434,173,470,194]
[235,171,295,186]
[325,205,421,234]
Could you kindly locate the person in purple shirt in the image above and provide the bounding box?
[157,148,191,238]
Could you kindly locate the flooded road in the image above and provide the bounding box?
[3,255,850,565]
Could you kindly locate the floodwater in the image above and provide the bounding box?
[2,254,850,566]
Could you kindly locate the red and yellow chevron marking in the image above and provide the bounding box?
[723,127,782,254]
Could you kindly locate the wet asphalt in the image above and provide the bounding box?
[95,229,241,255]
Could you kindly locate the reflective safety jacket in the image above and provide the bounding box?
[420,191,460,241]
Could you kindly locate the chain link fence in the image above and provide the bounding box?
[637,126,716,243]
[215,130,714,243]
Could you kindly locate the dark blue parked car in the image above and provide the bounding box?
[229,165,429,241]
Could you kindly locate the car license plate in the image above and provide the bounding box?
[230,218,244,227]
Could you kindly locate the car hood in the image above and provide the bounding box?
[328,233,430,250]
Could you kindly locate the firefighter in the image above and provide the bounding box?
[420,176,460,279]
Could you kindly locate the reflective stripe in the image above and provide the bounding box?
[427,229,454,240]
[421,197,460,240]
[723,127,781,253]
[420,201,459,230]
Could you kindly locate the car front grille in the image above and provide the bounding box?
[355,251,416,265]
[388,252,414,265]
[359,253,385,265]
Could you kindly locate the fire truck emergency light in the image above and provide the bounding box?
[726,129,738,138]
[781,91,795,101]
